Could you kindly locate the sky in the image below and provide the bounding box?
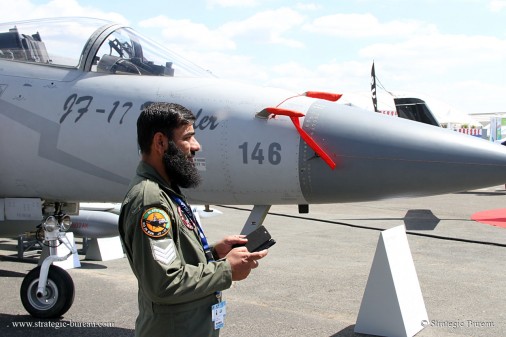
[2,0,506,114]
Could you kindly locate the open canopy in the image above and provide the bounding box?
[0,17,212,77]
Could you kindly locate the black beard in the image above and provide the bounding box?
[162,141,201,189]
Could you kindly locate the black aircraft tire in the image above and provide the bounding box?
[20,265,75,318]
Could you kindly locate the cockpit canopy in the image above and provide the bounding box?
[92,26,177,76]
[0,17,212,77]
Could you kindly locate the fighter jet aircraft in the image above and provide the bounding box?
[2,17,506,318]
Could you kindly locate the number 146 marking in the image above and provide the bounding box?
[238,142,282,165]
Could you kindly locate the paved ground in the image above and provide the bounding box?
[0,185,505,337]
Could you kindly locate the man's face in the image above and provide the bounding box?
[162,124,202,188]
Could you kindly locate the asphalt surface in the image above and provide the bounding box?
[1,185,505,337]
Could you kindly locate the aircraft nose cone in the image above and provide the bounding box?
[299,101,506,203]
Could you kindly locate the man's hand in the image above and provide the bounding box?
[213,235,248,259]
[225,247,268,281]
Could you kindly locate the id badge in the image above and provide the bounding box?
[211,301,227,330]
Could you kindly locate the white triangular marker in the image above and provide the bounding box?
[85,236,125,261]
[355,225,428,337]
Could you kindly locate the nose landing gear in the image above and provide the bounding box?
[19,202,76,318]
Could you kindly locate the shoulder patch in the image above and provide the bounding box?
[141,208,171,238]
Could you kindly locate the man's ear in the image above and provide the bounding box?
[152,132,167,155]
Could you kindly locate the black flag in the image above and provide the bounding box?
[371,61,378,112]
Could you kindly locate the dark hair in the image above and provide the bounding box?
[137,102,196,154]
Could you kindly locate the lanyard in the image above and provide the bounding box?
[171,194,223,302]
[171,195,215,263]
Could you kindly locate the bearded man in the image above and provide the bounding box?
[119,102,268,337]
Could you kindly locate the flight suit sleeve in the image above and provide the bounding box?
[130,202,232,305]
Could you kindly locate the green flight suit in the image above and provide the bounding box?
[119,161,232,337]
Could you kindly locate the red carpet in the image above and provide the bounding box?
[471,209,506,229]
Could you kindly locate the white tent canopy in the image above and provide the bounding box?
[341,91,482,128]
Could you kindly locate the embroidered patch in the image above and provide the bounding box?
[141,208,171,238]
[178,206,195,230]
[150,239,176,265]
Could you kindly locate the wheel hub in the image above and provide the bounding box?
[27,279,59,310]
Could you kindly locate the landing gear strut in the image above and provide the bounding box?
[20,203,76,318]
